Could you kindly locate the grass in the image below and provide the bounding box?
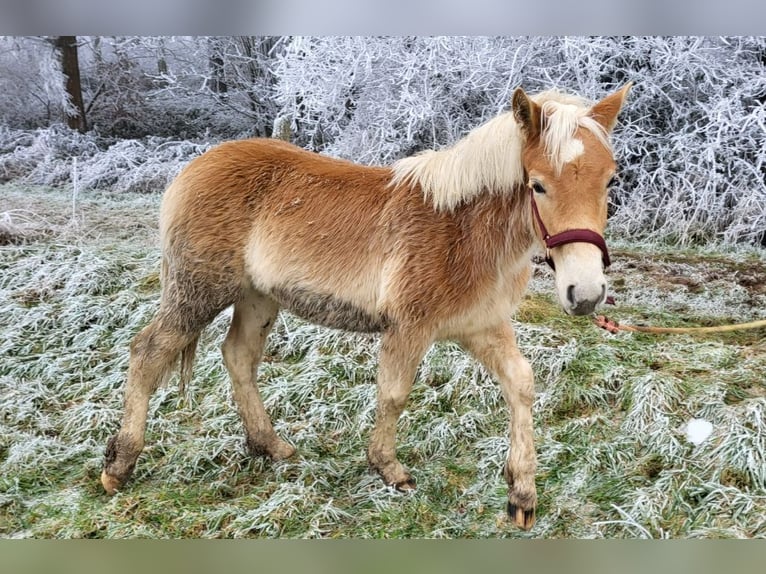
[1,183,765,538]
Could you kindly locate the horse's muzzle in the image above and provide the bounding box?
[565,282,607,315]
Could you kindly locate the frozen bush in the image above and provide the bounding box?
[0,126,212,194]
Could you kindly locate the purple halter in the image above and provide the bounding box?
[529,188,611,271]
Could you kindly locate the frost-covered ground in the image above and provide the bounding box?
[1,184,764,538]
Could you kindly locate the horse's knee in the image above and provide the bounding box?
[378,383,410,412]
[221,326,265,376]
[510,355,534,407]
[131,319,189,361]
[220,331,238,368]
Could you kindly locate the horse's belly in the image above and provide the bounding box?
[270,285,388,332]
[245,238,385,332]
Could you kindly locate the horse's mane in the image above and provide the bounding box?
[390,90,611,211]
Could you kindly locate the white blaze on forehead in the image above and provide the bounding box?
[535,93,611,175]
[559,137,584,163]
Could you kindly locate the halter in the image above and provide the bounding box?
[529,188,611,271]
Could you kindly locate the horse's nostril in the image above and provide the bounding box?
[567,285,576,306]
[601,283,606,302]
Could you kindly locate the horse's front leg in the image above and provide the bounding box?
[460,322,537,530]
[368,327,431,490]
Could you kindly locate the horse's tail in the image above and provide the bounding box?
[178,335,200,397]
[158,253,201,398]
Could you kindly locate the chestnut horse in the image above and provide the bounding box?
[102,85,631,530]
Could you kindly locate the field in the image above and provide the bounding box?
[1,184,765,538]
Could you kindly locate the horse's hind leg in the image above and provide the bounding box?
[102,248,239,494]
[459,322,537,530]
[222,287,295,461]
[101,314,199,494]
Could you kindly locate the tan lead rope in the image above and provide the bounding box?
[594,315,766,335]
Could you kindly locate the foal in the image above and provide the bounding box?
[102,85,631,530]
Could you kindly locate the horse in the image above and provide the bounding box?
[101,84,632,530]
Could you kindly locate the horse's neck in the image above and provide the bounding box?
[452,187,536,271]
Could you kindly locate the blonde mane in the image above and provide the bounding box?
[390,89,612,211]
[535,90,611,175]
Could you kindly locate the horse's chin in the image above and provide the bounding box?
[561,303,599,317]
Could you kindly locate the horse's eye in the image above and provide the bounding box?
[531,182,546,194]
[607,176,618,189]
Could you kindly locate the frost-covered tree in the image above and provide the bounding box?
[274,36,538,163]
[0,36,284,139]
[54,36,87,133]
[189,36,283,137]
[0,36,71,129]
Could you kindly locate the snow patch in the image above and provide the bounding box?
[684,418,713,446]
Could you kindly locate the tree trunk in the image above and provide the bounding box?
[239,36,280,136]
[208,37,228,97]
[55,36,87,133]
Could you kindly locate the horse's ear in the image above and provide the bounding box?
[512,87,541,139]
[590,82,633,133]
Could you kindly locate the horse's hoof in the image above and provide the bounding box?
[246,436,296,461]
[507,501,535,530]
[101,470,122,495]
[269,441,296,461]
[394,477,416,491]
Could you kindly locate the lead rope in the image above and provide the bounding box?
[594,314,766,335]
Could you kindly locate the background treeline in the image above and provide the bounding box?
[0,36,764,245]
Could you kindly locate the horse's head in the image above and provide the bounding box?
[513,84,632,316]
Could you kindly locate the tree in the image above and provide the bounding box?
[54,36,87,132]
[208,37,228,97]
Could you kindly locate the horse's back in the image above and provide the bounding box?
[161,139,309,232]
[160,138,392,233]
